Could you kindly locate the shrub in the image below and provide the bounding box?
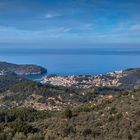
[0,133,7,140]
[63,107,72,119]
[76,104,93,113]
[63,125,76,136]
[82,128,92,137]
[12,121,35,134]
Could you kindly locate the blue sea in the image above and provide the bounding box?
[0,47,140,79]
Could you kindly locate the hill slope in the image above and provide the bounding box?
[0,91,140,139]
[0,61,47,76]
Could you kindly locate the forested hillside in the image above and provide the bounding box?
[0,90,140,139]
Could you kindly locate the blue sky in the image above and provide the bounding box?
[0,0,140,47]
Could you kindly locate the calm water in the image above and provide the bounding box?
[0,47,140,78]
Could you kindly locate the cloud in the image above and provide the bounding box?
[112,22,140,34]
[129,24,140,31]
[0,25,72,43]
[83,24,93,29]
[97,23,140,43]
[0,26,38,43]
[66,23,94,32]
[45,13,62,19]
[0,18,139,44]
[47,27,71,33]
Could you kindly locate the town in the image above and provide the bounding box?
[41,70,125,88]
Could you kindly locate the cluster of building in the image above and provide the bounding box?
[41,75,77,87]
[42,70,124,88]
[0,70,6,76]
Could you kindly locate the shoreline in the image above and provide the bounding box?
[29,67,131,80]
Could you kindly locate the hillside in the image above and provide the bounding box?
[39,91,140,140]
[1,67,140,111]
[0,68,140,111]
[0,61,47,76]
[0,75,27,93]
[0,79,125,110]
[0,90,140,139]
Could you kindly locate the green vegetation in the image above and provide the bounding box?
[0,61,47,75]
[0,91,140,139]
[62,107,73,118]
[0,75,26,93]
[0,108,50,123]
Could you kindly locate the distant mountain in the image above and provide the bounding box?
[0,61,47,76]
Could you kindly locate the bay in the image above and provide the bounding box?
[0,47,140,80]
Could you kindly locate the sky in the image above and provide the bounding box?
[0,0,140,48]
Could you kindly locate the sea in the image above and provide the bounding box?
[0,47,140,80]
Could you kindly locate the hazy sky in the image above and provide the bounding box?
[0,0,140,47]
